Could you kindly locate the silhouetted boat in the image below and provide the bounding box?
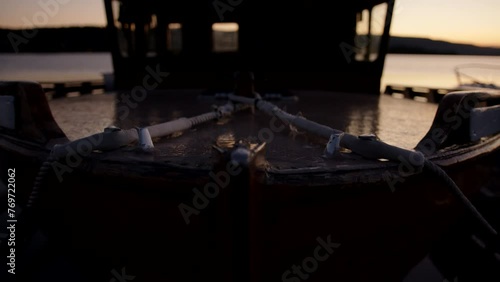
[455,63,500,91]
[1,0,500,281]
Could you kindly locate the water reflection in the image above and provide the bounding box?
[345,108,379,137]
[48,93,116,140]
[377,94,437,149]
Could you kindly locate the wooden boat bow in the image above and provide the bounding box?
[0,80,499,281]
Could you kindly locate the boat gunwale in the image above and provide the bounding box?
[2,131,498,187]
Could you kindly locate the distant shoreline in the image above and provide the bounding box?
[1,27,500,56]
[388,36,500,56]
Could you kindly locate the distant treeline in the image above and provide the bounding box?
[388,37,500,56]
[1,27,500,55]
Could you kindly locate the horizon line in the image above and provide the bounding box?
[1,25,499,49]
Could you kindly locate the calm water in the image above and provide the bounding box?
[381,54,500,89]
[0,53,499,89]
[0,53,113,82]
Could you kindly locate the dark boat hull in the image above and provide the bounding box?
[2,134,499,282]
[1,82,499,281]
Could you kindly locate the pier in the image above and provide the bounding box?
[41,79,106,98]
[384,84,460,103]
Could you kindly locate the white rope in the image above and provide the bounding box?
[51,101,240,158]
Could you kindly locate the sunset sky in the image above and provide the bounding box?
[1,0,499,47]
